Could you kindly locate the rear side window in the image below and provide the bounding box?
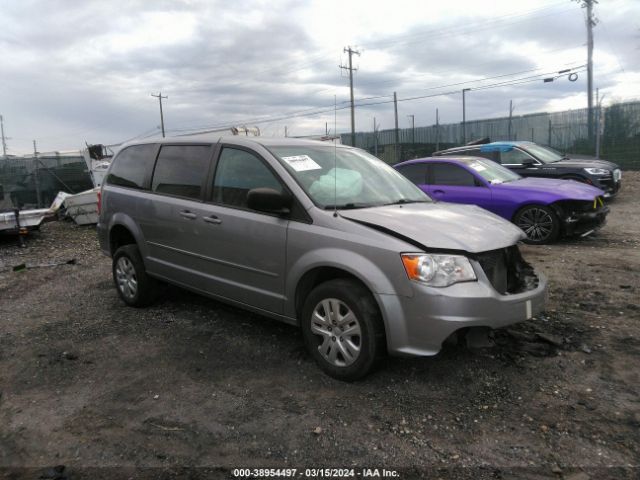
[430,163,476,186]
[397,163,428,184]
[151,145,212,200]
[212,148,283,209]
[106,144,157,189]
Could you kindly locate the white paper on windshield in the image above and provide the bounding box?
[282,155,322,172]
[469,162,486,172]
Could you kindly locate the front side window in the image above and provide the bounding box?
[106,144,157,189]
[430,163,476,186]
[500,148,536,165]
[523,144,563,163]
[212,148,283,208]
[269,146,429,209]
[397,163,428,185]
[151,145,211,200]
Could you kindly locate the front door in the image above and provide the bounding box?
[186,146,289,314]
[425,163,492,211]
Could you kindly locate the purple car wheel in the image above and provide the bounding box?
[514,205,560,245]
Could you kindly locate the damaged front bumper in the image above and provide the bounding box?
[563,206,609,237]
[376,246,547,357]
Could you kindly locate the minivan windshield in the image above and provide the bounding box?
[523,144,564,164]
[270,145,431,209]
[466,158,521,184]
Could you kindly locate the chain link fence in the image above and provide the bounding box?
[0,152,92,210]
[343,100,640,169]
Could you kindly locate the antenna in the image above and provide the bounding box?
[333,95,338,218]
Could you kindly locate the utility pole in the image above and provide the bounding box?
[435,108,440,152]
[508,100,514,140]
[587,0,595,146]
[151,92,168,137]
[407,114,415,146]
[595,88,605,159]
[574,0,597,145]
[33,140,42,208]
[340,46,360,147]
[393,92,400,163]
[0,115,7,158]
[373,117,379,157]
[462,88,470,144]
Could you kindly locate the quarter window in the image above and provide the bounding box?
[431,163,476,186]
[106,144,157,189]
[212,148,283,209]
[151,145,211,200]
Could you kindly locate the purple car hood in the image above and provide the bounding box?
[496,177,604,200]
[339,202,525,253]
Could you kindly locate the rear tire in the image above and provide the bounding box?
[514,204,560,245]
[301,279,385,381]
[112,244,159,307]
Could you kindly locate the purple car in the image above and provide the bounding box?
[395,157,609,244]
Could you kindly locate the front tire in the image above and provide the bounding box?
[112,244,159,307]
[514,204,560,244]
[301,279,385,381]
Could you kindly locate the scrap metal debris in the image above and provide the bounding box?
[12,258,77,272]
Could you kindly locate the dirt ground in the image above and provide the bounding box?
[0,174,639,480]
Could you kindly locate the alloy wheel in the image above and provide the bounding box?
[516,207,554,242]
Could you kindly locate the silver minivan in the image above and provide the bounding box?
[97,136,547,380]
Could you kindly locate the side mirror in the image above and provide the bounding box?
[247,188,291,215]
[521,158,535,167]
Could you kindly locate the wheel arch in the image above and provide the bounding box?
[107,214,147,258]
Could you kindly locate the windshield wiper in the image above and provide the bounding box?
[383,199,429,206]
[323,202,373,210]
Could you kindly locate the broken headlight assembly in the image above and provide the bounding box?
[401,253,476,287]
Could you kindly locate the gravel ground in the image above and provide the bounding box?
[0,174,639,480]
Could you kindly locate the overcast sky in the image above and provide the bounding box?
[1,0,638,154]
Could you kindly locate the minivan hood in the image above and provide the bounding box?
[339,202,525,253]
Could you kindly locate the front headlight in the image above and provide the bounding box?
[584,167,609,175]
[401,253,476,287]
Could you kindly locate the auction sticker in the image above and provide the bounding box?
[282,155,322,172]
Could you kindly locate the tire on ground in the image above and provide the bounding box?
[112,244,159,307]
[514,204,560,245]
[300,278,386,381]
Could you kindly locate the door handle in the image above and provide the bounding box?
[203,215,222,225]
[179,210,197,220]
[433,189,445,194]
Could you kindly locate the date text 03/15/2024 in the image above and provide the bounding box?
[232,468,400,478]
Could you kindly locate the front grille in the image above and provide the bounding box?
[476,246,538,295]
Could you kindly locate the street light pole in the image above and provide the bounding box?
[462,88,470,144]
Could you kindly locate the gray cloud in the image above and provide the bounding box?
[0,0,637,153]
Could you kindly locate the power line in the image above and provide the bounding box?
[165,66,587,137]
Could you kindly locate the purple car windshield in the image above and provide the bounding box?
[467,159,521,184]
